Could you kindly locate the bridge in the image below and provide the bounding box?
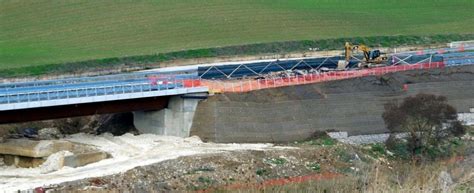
[0,45,472,135]
[0,72,207,123]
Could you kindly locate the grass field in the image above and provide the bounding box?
[1,0,473,70]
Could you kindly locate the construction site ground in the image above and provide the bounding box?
[30,132,474,192]
[0,65,472,192]
[191,65,474,142]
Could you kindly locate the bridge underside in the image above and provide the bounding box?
[0,96,169,124]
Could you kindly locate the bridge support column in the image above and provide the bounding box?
[133,93,207,137]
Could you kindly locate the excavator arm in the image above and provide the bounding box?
[344,42,353,62]
[345,42,372,62]
[344,42,386,67]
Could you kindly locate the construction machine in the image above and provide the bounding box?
[341,42,388,68]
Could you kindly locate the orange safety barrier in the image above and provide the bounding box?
[182,79,202,87]
[459,44,465,52]
[201,62,445,93]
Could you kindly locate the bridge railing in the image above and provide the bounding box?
[0,78,204,105]
[0,71,197,91]
[402,45,473,55]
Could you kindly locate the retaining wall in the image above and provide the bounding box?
[190,65,474,143]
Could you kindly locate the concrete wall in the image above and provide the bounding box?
[134,94,204,137]
[190,65,474,143]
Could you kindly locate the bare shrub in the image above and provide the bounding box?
[382,93,466,158]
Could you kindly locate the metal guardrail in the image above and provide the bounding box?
[445,58,474,66]
[441,52,474,58]
[0,80,194,105]
[0,71,197,91]
[402,45,474,55]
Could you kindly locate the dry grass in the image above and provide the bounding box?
[214,131,474,192]
[218,155,472,193]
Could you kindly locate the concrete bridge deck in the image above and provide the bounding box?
[0,73,207,111]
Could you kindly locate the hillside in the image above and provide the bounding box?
[1,0,473,69]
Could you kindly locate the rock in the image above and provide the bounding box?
[438,171,453,193]
[63,152,109,168]
[2,154,45,168]
[22,128,38,138]
[184,136,202,143]
[38,128,62,140]
[40,151,74,174]
[355,153,361,160]
[327,132,348,139]
[386,150,394,156]
[0,139,74,158]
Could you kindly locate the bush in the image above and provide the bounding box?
[450,121,466,137]
[189,176,214,190]
[265,158,287,165]
[385,135,399,150]
[305,133,337,146]
[306,162,321,172]
[336,147,352,162]
[371,143,386,155]
[197,176,213,184]
[386,136,411,160]
[382,94,464,159]
[256,168,270,176]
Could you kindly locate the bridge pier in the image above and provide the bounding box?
[133,93,207,137]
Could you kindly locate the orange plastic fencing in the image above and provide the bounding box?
[200,62,445,93]
[182,79,202,87]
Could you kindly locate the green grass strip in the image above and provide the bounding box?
[1,34,473,78]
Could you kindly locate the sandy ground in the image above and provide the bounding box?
[0,133,291,192]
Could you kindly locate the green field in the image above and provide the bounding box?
[1,0,473,70]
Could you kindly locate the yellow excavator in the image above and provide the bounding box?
[342,42,388,68]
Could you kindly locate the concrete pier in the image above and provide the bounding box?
[133,93,207,137]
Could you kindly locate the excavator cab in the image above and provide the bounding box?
[368,50,381,60]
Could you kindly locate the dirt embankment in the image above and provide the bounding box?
[191,65,474,143]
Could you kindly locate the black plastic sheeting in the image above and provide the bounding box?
[198,54,443,79]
